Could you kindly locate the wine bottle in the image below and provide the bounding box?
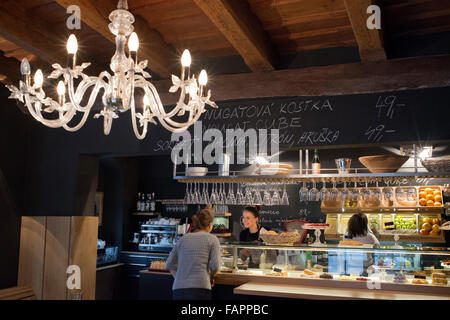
[150,192,156,212]
[145,194,151,212]
[312,149,320,174]
[137,193,141,212]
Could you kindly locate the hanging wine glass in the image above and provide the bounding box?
[362,180,371,201]
[253,188,263,205]
[351,181,360,205]
[244,186,253,205]
[263,185,272,206]
[210,183,217,205]
[299,181,309,202]
[281,184,289,206]
[227,183,236,205]
[203,183,210,204]
[319,182,329,201]
[236,183,243,205]
[184,183,190,204]
[272,185,281,206]
[309,181,319,201]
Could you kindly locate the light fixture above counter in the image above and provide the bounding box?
[6,0,218,139]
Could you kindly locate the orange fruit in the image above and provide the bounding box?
[419,191,427,199]
[434,202,442,207]
[434,195,442,202]
[423,217,432,223]
[433,190,440,196]
[419,198,427,206]
[426,194,434,201]
[420,229,429,236]
[432,218,441,225]
[425,188,434,194]
[432,224,440,231]
[427,200,434,206]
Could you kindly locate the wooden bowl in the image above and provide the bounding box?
[358,155,409,173]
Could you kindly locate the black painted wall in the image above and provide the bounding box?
[0,87,31,289]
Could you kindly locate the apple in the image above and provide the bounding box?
[420,229,429,236]
[432,218,440,225]
[422,222,432,231]
[432,224,440,231]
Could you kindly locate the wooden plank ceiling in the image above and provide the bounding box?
[0,0,450,85]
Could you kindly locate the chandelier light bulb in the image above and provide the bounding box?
[181,49,191,67]
[128,32,139,52]
[199,70,208,86]
[20,58,31,75]
[143,94,150,106]
[34,69,44,88]
[67,34,78,55]
[57,81,66,96]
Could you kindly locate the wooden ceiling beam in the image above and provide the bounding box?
[344,0,387,62]
[54,0,177,78]
[0,1,66,65]
[153,55,450,105]
[193,0,276,72]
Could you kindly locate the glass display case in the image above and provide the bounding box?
[218,242,450,292]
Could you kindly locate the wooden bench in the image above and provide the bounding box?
[0,286,36,300]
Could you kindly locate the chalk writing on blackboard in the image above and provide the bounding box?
[376,95,406,120]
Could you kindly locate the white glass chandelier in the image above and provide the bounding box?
[6,0,217,139]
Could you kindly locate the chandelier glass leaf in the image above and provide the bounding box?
[6,0,217,140]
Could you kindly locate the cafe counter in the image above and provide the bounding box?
[214,242,450,300]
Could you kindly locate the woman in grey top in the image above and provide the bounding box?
[166,209,221,300]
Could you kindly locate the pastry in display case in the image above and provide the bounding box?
[218,242,450,298]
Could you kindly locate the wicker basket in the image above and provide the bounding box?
[259,230,301,244]
[421,156,450,172]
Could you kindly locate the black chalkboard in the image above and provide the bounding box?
[152,86,450,154]
[201,87,450,148]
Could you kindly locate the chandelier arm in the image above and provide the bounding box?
[62,108,91,132]
[141,77,185,119]
[128,72,148,140]
[67,72,110,112]
[24,94,77,128]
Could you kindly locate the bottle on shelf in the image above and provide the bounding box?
[312,149,321,174]
[137,193,142,212]
[145,194,151,212]
[150,192,156,212]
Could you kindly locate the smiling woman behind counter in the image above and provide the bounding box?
[239,206,275,267]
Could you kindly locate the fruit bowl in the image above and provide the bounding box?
[421,156,450,172]
[358,155,409,173]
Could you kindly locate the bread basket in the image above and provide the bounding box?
[259,230,301,244]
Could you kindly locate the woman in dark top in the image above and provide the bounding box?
[239,205,269,241]
[239,206,272,267]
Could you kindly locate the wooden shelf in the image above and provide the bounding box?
[132,212,161,216]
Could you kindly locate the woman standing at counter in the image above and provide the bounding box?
[166,209,221,300]
[342,213,380,246]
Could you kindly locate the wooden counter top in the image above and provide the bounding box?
[216,272,450,299]
[234,282,450,300]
